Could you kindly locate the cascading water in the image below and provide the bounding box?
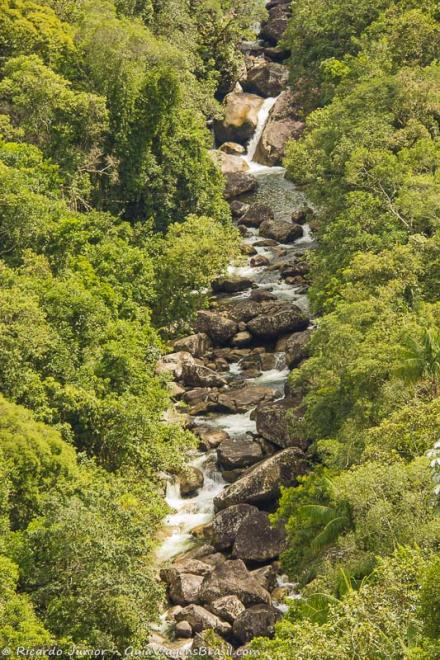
[244,95,279,166]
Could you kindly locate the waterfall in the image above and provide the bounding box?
[245,95,279,164]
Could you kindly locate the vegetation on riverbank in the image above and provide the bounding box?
[252,1,440,657]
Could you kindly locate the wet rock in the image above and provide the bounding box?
[214,447,307,511]
[155,351,194,379]
[240,244,257,257]
[251,565,279,592]
[199,559,271,607]
[279,257,310,279]
[183,388,212,406]
[209,595,245,624]
[255,90,305,166]
[250,254,270,268]
[232,604,281,644]
[209,504,258,550]
[233,510,287,562]
[173,333,212,358]
[214,90,265,145]
[166,572,204,605]
[215,385,276,414]
[259,219,304,244]
[231,331,253,348]
[212,276,254,294]
[243,58,289,97]
[217,436,263,470]
[175,621,192,638]
[219,142,246,156]
[260,353,278,370]
[179,544,216,561]
[271,586,289,602]
[194,427,231,451]
[250,289,277,302]
[222,468,246,483]
[230,200,250,218]
[179,466,204,497]
[224,171,258,200]
[211,149,249,174]
[260,4,290,45]
[225,299,262,323]
[247,304,309,340]
[182,363,227,388]
[264,45,290,62]
[240,203,274,227]
[176,604,230,636]
[291,206,314,224]
[195,311,238,345]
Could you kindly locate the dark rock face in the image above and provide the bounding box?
[232,510,287,562]
[195,311,238,345]
[255,398,308,449]
[214,447,307,511]
[224,171,258,199]
[240,203,274,227]
[284,329,312,368]
[217,436,263,470]
[242,59,289,98]
[212,276,254,294]
[166,572,204,605]
[247,305,309,340]
[255,90,305,166]
[259,218,304,243]
[232,604,281,643]
[209,504,258,550]
[179,467,205,497]
[199,559,272,607]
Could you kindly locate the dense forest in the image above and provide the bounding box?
[0,0,439,658]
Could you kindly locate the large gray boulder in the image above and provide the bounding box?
[173,333,212,358]
[214,447,307,511]
[195,311,238,345]
[215,385,277,414]
[240,203,274,227]
[247,305,309,340]
[155,351,194,379]
[217,435,263,470]
[255,398,308,448]
[165,571,204,605]
[212,276,254,294]
[232,510,287,562]
[209,595,245,624]
[259,219,304,244]
[232,604,281,643]
[242,58,289,97]
[224,171,258,200]
[175,604,230,636]
[208,504,258,550]
[182,363,227,388]
[260,4,290,45]
[255,90,305,166]
[199,559,271,607]
[179,466,204,497]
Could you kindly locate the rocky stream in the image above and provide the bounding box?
[150,1,316,655]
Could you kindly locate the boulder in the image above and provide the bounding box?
[219,142,246,155]
[240,244,258,257]
[217,436,263,470]
[233,510,287,562]
[155,351,194,379]
[176,604,230,636]
[215,385,276,414]
[279,256,310,279]
[259,219,304,244]
[250,254,270,268]
[225,299,263,323]
[291,206,314,224]
[214,447,307,510]
[209,504,258,550]
[230,200,250,218]
[242,58,289,98]
[211,149,249,174]
[212,276,254,294]
[240,203,274,227]
[250,289,277,302]
[255,398,308,448]
[182,363,227,388]
[195,311,238,345]
[251,565,279,592]
[191,630,232,659]
[214,91,265,145]
[173,333,212,358]
[231,331,253,348]
[224,171,258,200]
[232,604,281,644]
[194,426,231,451]
[247,305,309,340]
[260,5,290,45]
[175,621,192,638]
[166,572,204,605]
[199,559,271,607]
[284,329,312,368]
[179,467,204,497]
[264,45,290,62]
[255,90,305,166]
[171,559,214,577]
[209,595,245,624]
